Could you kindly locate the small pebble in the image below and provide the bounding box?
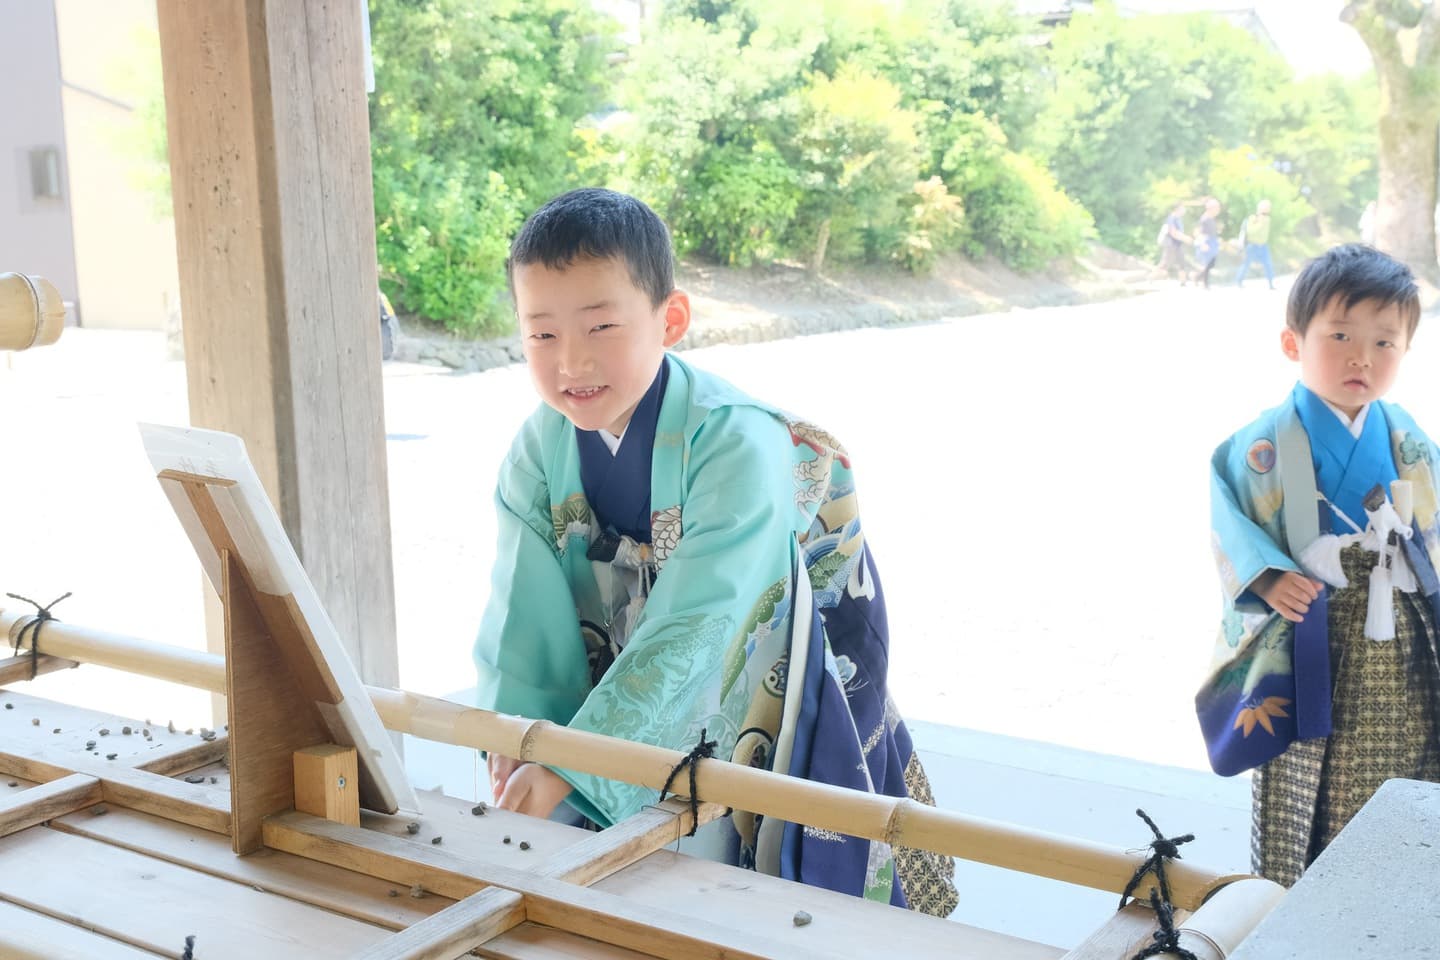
[409,883,425,899]
[6,781,16,788]
[470,803,487,816]
[31,718,39,726]
[105,753,117,760]
[209,777,217,784]
[200,729,217,742]
[122,726,132,735]
[430,836,443,845]
[387,889,399,898]
[185,775,205,784]
[502,835,512,845]
[52,728,60,734]
[185,728,193,735]
[793,910,813,927]
[142,729,152,740]
[91,806,108,816]
[405,821,420,835]
[167,721,176,733]
[85,740,96,750]
[519,841,530,851]
[4,702,11,709]
[99,728,110,736]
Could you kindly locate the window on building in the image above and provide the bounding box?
[29,147,63,201]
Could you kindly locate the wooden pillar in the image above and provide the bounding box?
[155,1,398,690]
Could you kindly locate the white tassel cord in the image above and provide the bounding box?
[1365,561,1396,641]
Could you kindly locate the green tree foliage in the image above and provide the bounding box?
[1262,74,1379,235]
[1035,2,1290,252]
[369,0,616,333]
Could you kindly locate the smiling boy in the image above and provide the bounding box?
[1200,244,1440,886]
[473,189,955,914]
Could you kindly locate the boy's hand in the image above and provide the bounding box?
[1253,570,1324,623]
[495,763,573,819]
[487,753,523,801]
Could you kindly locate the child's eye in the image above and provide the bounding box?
[1378,339,1396,349]
[1330,332,1349,342]
[528,332,554,341]
[591,323,617,333]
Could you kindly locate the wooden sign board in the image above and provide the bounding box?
[140,423,418,818]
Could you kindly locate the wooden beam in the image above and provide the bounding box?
[264,811,833,960]
[155,0,398,690]
[223,550,332,853]
[0,774,101,838]
[350,888,527,960]
[0,749,229,835]
[537,798,726,886]
[0,653,78,686]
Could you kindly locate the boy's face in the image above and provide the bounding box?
[514,256,689,435]
[1282,295,1409,418]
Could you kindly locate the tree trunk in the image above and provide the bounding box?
[811,217,832,274]
[1344,1,1440,284]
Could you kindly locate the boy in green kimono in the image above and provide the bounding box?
[473,188,955,913]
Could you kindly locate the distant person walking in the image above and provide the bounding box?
[1359,201,1377,246]
[1234,199,1275,289]
[1195,197,1222,288]
[1159,202,1192,284]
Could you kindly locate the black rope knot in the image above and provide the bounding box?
[181,934,197,959]
[6,592,71,681]
[659,727,717,837]
[1122,809,1199,960]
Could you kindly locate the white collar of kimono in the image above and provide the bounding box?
[598,427,625,455]
[1320,397,1370,439]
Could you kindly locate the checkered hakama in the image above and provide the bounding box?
[1252,544,1440,886]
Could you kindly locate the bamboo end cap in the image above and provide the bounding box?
[0,272,66,350]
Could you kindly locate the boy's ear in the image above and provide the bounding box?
[1280,327,1301,362]
[661,290,691,348]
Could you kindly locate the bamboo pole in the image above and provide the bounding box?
[0,609,1243,910]
[0,273,64,351]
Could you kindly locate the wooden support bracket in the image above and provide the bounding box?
[294,744,361,827]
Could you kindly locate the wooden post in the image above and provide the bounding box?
[154,0,399,693]
[294,744,361,828]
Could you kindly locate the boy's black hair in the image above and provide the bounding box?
[1287,242,1421,339]
[507,188,674,309]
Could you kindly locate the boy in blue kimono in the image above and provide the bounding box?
[1200,244,1440,886]
[473,188,955,914]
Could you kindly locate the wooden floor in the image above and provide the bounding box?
[0,686,1149,959]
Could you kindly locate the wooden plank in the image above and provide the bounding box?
[0,652,79,685]
[0,688,218,771]
[264,811,1025,960]
[478,924,657,960]
[294,744,361,826]
[1059,901,1172,960]
[223,549,332,853]
[0,899,166,959]
[0,773,101,838]
[0,827,392,959]
[134,736,228,777]
[51,805,450,930]
[537,799,726,886]
[351,888,527,960]
[154,0,399,695]
[0,748,230,834]
[595,848,1066,960]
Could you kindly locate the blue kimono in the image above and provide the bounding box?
[1199,382,1440,776]
[475,354,949,910]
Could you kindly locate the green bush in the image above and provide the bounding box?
[674,145,802,265]
[373,159,522,335]
[368,0,616,333]
[896,176,965,274]
[1204,145,1314,258]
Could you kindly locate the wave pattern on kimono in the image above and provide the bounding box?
[1199,385,1440,777]
[474,354,953,912]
